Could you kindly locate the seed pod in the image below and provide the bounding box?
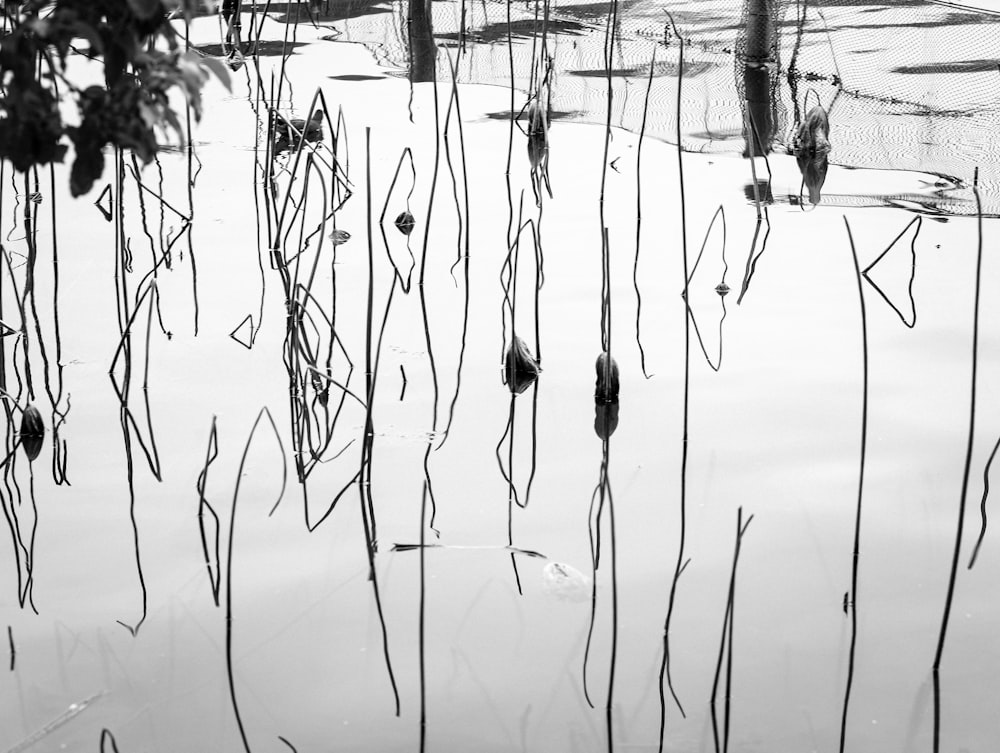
[594,351,619,402]
[594,400,619,440]
[394,211,415,236]
[19,403,44,462]
[504,336,541,395]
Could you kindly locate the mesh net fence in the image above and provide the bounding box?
[311,0,1000,214]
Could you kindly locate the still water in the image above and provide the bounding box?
[1,1,999,752]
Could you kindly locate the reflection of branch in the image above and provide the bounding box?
[932,169,983,751]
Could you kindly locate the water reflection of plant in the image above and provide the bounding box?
[710,508,752,753]
[0,1,230,196]
[658,14,691,745]
[497,216,542,521]
[685,206,729,373]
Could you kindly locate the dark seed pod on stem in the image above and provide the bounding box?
[595,351,619,402]
[19,404,44,462]
[504,336,541,395]
[394,211,415,235]
[594,400,619,440]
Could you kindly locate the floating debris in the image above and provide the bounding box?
[541,562,590,603]
[329,229,351,245]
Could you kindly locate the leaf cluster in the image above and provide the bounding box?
[0,0,227,196]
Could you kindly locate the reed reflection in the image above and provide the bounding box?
[861,216,921,328]
[436,52,473,447]
[497,216,542,592]
[257,88,363,531]
[685,206,728,372]
[710,508,752,753]
[736,209,771,305]
[110,149,196,635]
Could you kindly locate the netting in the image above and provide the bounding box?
[313,0,1000,214]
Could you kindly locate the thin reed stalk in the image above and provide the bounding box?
[839,216,869,753]
[659,13,690,747]
[634,50,655,378]
[224,407,285,753]
[932,167,984,753]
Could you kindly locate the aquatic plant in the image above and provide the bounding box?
[504,335,541,395]
[19,403,44,462]
[594,400,619,440]
[595,351,619,402]
[272,109,325,153]
[394,210,416,235]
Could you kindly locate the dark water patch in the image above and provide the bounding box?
[485,109,580,123]
[195,40,308,57]
[256,0,392,23]
[436,18,590,44]
[820,0,966,6]
[893,59,1000,75]
[556,0,643,21]
[901,105,981,118]
[569,59,716,79]
[803,12,1000,33]
[771,189,979,218]
[330,74,385,81]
